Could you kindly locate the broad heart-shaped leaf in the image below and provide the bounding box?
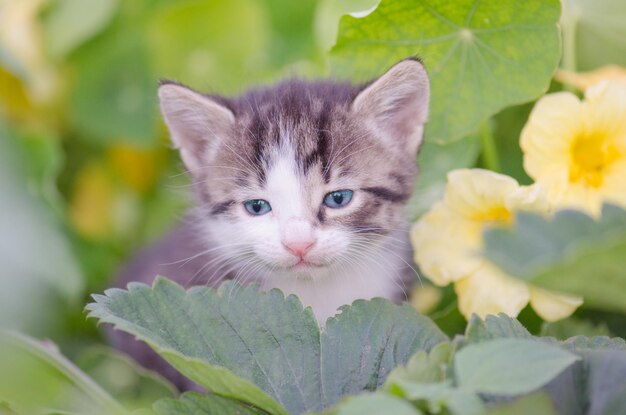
[0,331,125,415]
[152,391,267,415]
[330,0,561,144]
[454,338,580,395]
[87,278,447,415]
[483,204,626,312]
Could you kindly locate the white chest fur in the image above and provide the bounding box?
[262,238,410,323]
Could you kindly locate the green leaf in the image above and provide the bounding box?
[41,0,120,59]
[153,391,269,415]
[542,348,626,415]
[454,338,580,395]
[486,392,556,415]
[321,300,448,404]
[331,0,561,144]
[541,317,612,340]
[385,342,454,385]
[87,278,448,414]
[390,381,484,415]
[464,314,531,344]
[483,204,626,312]
[0,331,126,415]
[334,393,424,415]
[314,0,381,51]
[407,135,481,220]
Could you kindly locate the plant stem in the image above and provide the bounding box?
[480,121,500,172]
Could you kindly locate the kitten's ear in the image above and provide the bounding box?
[352,59,430,154]
[158,82,235,173]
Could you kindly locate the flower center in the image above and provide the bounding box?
[476,206,512,226]
[569,132,619,188]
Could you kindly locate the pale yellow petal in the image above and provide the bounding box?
[584,81,626,146]
[555,66,626,91]
[529,286,583,322]
[505,183,551,214]
[521,92,584,181]
[411,203,483,285]
[454,264,530,320]
[444,169,518,221]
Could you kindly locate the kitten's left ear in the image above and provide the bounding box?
[352,58,430,154]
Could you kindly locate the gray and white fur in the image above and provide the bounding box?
[109,59,430,390]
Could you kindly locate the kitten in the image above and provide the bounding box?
[110,58,429,389]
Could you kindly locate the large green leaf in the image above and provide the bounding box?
[87,278,447,414]
[0,331,125,415]
[331,0,561,144]
[483,205,626,312]
[454,338,580,395]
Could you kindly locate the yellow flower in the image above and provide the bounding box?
[521,81,626,216]
[411,169,582,321]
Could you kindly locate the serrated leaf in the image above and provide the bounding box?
[153,391,268,415]
[455,338,580,395]
[483,204,626,312]
[385,342,454,385]
[87,278,447,414]
[0,331,125,415]
[331,0,561,144]
[464,314,531,344]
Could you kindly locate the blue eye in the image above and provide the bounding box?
[323,190,353,208]
[244,199,271,216]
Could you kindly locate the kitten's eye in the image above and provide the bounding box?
[243,199,272,216]
[323,190,353,209]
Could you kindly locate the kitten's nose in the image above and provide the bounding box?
[282,239,315,258]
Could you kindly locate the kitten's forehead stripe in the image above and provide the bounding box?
[210,200,235,215]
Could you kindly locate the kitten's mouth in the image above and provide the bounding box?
[291,259,323,269]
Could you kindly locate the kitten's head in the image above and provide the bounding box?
[158,59,429,282]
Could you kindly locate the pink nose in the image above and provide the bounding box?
[282,240,315,258]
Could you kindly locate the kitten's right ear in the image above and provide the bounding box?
[158,82,234,173]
